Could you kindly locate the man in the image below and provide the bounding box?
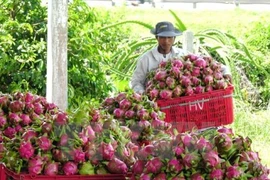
[130,21,232,94]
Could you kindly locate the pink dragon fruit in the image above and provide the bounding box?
[167,158,183,173]
[22,129,38,141]
[194,85,205,94]
[44,162,59,176]
[170,66,181,78]
[203,66,213,75]
[185,85,194,96]
[113,108,125,119]
[137,108,150,120]
[180,75,192,87]
[194,58,207,69]
[203,75,214,85]
[0,116,7,128]
[173,146,185,158]
[144,157,163,174]
[187,54,199,62]
[210,61,222,71]
[157,81,167,89]
[125,109,136,119]
[191,76,201,86]
[136,144,155,160]
[154,70,167,81]
[209,169,224,180]
[28,155,44,175]
[225,165,243,179]
[183,151,200,169]
[151,118,171,131]
[213,71,223,80]
[115,92,127,102]
[172,85,183,97]
[8,112,21,124]
[191,66,201,77]
[63,161,78,175]
[83,125,96,141]
[71,147,86,163]
[171,59,183,68]
[159,89,173,100]
[9,100,24,113]
[37,135,52,151]
[153,173,167,180]
[98,142,115,161]
[196,137,212,152]
[33,102,44,115]
[103,97,115,106]
[149,88,159,100]
[3,127,17,139]
[89,108,100,122]
[119,99,132,110]
[159,61,167,69]
[54,111,68,125]
[140,173,152,180]
[202,150,221,168]
[215,79,228,89]
[58,133,69,146]
[184,60,193,70]
[41,122,53,134]
[205,85,214,92]
[20,114,32,126]
[84,142,97,160]
[107,157,128,174]
[52,148,68,162]
[165,76,176,89]
[190,172,205,180]
[132,159,146,174]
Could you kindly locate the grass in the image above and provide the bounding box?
[111,6,270,40]
[106,6,270,168]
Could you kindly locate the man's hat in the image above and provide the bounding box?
[150,21,182,37]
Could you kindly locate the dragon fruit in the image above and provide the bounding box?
[37,135,52,151]
[19,141,35,159]
[98,142,115,160]
[132,159,146,174]
[225,165,243,179]
[107,157,128,174]
[209,169,224,180]
[71,147,86,163]
[159,89,172,99]
[63,161,78,175]
[0,116,7,128]
[28,155,44,175]
[202,150,221,168]
[44,162,59,176]
[144,157,163,174]
[167,158,183,173]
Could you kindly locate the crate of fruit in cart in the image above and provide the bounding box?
[145,54,234,132]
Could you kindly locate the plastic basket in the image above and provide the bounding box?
[0,163,7,180]
[157,86,234,133]
[3,164,130,180]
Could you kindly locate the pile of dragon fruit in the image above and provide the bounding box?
[0,91,269,179]
[145,54,232,100]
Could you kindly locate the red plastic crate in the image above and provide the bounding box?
[2,164,130,180]
[157,86,234,133]
[0,163,7,180]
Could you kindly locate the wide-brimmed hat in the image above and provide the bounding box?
[150,21,182,37]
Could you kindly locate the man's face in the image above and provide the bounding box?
[157,36,175,53]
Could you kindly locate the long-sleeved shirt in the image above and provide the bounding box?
[130,46,231,94]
